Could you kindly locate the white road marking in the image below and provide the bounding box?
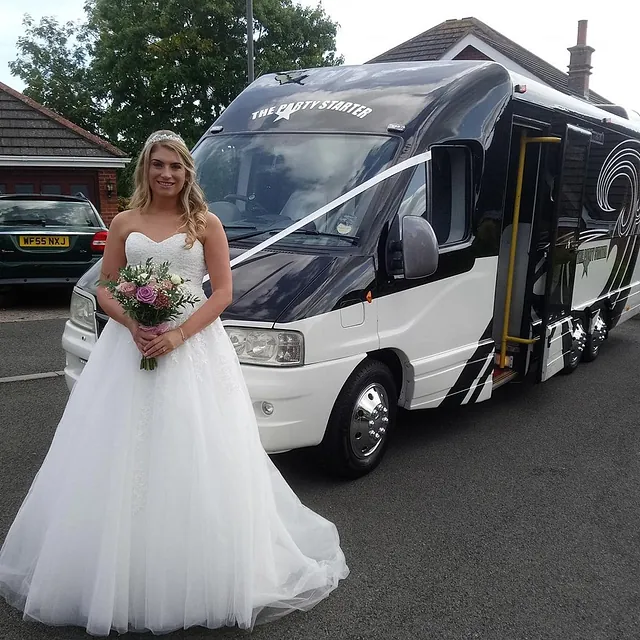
[0,371,65,384]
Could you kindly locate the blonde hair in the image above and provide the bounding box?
[129,129,208,248]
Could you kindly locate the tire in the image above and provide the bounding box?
[582,310,608,363]
[320,359,397,479]
[561,349,580,375]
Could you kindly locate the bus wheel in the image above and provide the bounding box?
[321,359,397,478]
[562,318,586,374]
[583,310,608,362]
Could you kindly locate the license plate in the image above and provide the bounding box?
[19,235,70,248]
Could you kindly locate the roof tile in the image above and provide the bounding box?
[0,81,129,158]
[367,17,611,105]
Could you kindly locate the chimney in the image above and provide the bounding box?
[567,20,595,99]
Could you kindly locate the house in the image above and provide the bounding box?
[368,17,612,106]
[0,82,130,225]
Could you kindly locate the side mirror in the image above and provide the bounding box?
[401,216,439,279]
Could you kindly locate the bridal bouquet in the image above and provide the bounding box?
[100,259,200,370]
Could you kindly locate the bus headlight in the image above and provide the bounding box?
[225,327,304,366]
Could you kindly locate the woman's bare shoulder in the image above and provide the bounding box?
[109,209,141,237]
[204,211,224,233]
[200,211,225,241]
[201,212,228,251]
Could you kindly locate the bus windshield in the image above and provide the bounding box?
[192,133,399,247]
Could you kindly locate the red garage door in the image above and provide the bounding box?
[0,170,99,209]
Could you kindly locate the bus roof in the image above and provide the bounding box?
[210,60,512,140]
[508,70,640,137]
[205,60,640,143]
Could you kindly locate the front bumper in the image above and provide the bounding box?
[61,314,364,452]
[241,354,365,453]
[61,319,97,391]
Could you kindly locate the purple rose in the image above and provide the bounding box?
[136,285,158,304]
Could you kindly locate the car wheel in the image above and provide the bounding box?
[321,359,397,478]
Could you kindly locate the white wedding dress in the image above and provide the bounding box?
[0,232,349,636]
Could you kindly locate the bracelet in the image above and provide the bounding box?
[179,327,186,342]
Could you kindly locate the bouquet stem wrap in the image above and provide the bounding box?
[139,323,170,370]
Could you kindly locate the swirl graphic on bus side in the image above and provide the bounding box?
[596,140,640,237]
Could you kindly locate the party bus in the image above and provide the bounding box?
[62,61,640,477]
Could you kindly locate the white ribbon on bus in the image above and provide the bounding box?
[227,150,433,269]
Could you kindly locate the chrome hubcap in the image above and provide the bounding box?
[349,383,390,460]
[570,319,587,365]
[591,312,607,352]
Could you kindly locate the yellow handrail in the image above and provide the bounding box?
[524,137,562,144]
[498,133,562,369]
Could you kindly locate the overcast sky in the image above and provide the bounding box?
[0,0,638,109]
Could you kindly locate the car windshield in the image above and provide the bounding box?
[0,200,99,227]
[193,133,400,247]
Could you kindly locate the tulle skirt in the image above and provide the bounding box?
[0,318,349,635]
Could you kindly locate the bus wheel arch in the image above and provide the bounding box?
[320,352,403,478]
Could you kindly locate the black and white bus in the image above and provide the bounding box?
[63,60,640,477]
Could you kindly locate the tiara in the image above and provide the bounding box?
[146,132,184,146]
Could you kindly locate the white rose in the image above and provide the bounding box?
[170,274,183,285]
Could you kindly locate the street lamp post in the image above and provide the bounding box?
[246,0,254,84]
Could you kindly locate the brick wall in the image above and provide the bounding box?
[97,168,119,226]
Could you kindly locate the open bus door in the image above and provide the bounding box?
[538,124,592,381]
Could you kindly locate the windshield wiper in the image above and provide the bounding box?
[43,220,80,226]
[224,225,270,242]
[268,228,359,244]
[0,218,47,226]
[227,225,359,245]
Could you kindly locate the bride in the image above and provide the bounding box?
[0,130,349,635]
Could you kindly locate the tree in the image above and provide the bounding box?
[89,0,343,152]
[253,0,343,73]
[10,0,343,162]
[88,0,246,151]
[9,15,100,135]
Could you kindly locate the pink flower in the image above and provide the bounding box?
[116,281,137,297]
[136,284,158,304]
[160,280,174,290]
[153,291,171,309]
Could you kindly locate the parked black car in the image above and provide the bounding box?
[0,194,108,286]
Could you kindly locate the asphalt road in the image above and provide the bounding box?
[1,317,640,639]
[0,319,67,378]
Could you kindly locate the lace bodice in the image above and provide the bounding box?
[125,232,207,299]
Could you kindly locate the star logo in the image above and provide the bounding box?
[274,104,296,122]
